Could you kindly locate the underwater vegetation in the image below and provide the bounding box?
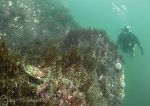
[0,35,34,105]
[0,29,125,106]
[0,0,125,106]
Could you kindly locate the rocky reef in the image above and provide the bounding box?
[0,0,78,47]
[0,0,125,106]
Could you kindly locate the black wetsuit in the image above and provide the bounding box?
[117,31,143,56]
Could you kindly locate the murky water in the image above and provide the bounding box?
[66,0,150,106]
[0,0,150,106]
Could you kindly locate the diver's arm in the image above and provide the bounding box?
[135,38,144,55]
[139,45,144,55]
[132,34,144,55]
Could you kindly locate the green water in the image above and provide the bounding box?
[65,0,150,106]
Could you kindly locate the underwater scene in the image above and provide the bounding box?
[0,0,149,106]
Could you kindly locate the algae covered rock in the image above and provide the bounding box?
[0,0,125,106]
[0,0,78,47]
[0,29,125,106]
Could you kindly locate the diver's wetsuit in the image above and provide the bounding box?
[117,31,143,56]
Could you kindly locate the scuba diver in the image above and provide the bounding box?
[117,26,144,57]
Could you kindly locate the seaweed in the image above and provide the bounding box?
[82,53,97,72]
[0,0,125,105]
[0,36,36,105]
[0,35,23,78]
[18,38,61,67]
[61,47,81,74]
